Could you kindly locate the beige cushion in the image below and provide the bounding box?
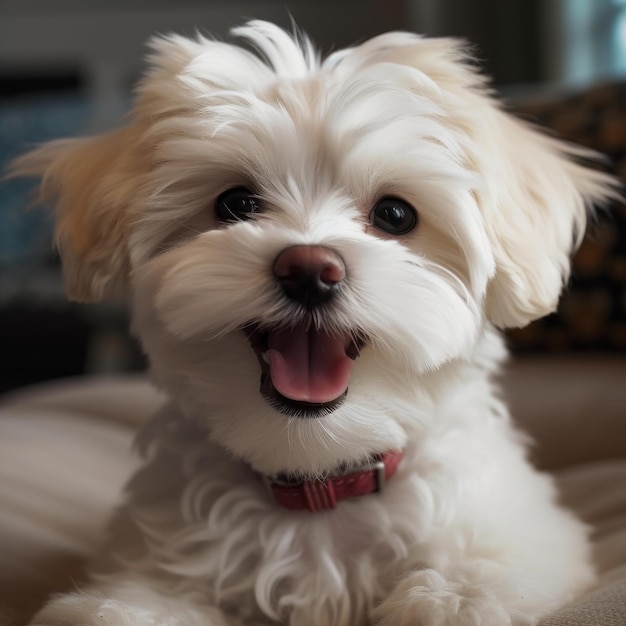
[541,579,626,626]
[541,461,626,625]
[506,356,626,624]
[503,355,626,471]
[0,358,624,626]
[0,377,164,626]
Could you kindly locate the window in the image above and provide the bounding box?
[614,0,626,74]
[548,0,626,85]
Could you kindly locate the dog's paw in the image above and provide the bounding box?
[373,569,532,626]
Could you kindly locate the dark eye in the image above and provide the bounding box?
[215,187,261,222]
[369,197,418,235]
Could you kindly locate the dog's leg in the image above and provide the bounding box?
[29,578,237,626]
[372,557,569,626]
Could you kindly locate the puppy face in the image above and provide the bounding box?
[12,22,614,476]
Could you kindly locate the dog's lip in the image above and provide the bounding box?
[259,376,347,418]
[243,322,365,417]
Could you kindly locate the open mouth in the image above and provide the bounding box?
[245,322,365,418]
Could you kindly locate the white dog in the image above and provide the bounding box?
[13,21,617,626]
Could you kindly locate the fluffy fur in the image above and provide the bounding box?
[12,21,618,626]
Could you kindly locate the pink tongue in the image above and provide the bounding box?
[267,326,354,404]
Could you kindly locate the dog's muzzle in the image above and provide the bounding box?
[244,244,364,418]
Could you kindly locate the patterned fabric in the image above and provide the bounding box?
[508,82,626,352]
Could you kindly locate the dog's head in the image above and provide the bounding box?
[11,22,615,476]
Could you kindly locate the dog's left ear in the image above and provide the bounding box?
[478,106,617,329]
[378,36,618,328]
[359,35,618,328]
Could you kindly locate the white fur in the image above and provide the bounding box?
[13,21,618,626]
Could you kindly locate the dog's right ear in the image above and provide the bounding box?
[8,33,209,303]
[8,33,255,303]
[9,127,146,302]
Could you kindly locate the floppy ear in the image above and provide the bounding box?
[8,33,251,304]
[347,34,619,328]
[478,109,618,328]
[10,127,146,302]
[7,35,199,304]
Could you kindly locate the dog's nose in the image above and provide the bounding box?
[273,245,346,308]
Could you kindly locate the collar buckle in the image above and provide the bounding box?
[372,459,386,493]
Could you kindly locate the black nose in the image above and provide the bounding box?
[273,245,346,308]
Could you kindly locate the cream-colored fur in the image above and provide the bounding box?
[13,21,617,626]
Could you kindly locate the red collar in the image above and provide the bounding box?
[262,450,403,512]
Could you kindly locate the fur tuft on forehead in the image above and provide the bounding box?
[231,20,320,77]
[138,20,319,113]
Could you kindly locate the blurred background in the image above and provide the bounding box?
[0,0,625,392]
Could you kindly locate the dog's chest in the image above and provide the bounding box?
[121,419,438,625]
[173,473,414,622]
[123,454,428,625]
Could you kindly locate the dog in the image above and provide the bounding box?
[12,20,617,626]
